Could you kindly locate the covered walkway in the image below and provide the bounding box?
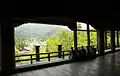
[11,50,120,76]
[0,3,120,75]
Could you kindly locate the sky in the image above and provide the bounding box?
[77,22,93,29]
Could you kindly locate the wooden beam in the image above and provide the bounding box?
[58,45,62,58]
[87,24,90,47]
[74,30,77,51]
[97,30,99,51]
[13,17,76,28]
[104,30,107,49]
[73,23,77,51]
[97,29,104,55]
[0,21,15,75]
[117,31,119,47]
[35,46,40,61]
[111,30,115,51]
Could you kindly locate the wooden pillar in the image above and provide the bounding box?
[111,30,115,51]
[117,31,119,47]
[97,30,99,51]
[35,46,40,61]
[0,21,15,74]
[74,30,77,51]
[68,23,77,51]
[97,29,104,55]
[0,23,2,72]
[87,24,90,48]
[104,30,107,49]
[58,45,62,58]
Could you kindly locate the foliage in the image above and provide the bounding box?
[57,29,74,51]
[15,25,100,54]
[107,32,111,46]
[15,24,112,64]
[46,28,74,52]
[90,32,97,46]
[15,46,20,56]
[77,31,87,47]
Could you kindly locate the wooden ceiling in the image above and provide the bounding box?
[4,1,120,30]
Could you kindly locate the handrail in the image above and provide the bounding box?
[15,46,98,64]
[15,51,70,64]
[16,51,70,57]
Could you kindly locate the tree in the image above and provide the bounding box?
[15,36,28,49]
[46,35,60,52]
[57,28,74,51]
[90,32,97,46]
[77,31,87,47]
[46,28,74,52]
[107,31,111,46]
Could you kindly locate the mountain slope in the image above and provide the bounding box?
[15,23,68,41]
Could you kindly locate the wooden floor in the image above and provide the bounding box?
[11,50,120,76]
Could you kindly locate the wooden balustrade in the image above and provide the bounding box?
[15,45,99,64]
[15,51,70,64]
[15,45,120,66]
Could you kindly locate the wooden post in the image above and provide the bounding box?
[111,30,115,51]
[68,22,77,51]
[74,30,77,51]
[48,53,50,61]
[63,51,64,59]
[58,45,62,58]
[97,30,99,51]
[117,31,119,47]
[97,29,104,55]
[104,30,107,49]
[87,24,90,50]
[0,21,15,74]
[35,46,40,61]
[30,55,33,64]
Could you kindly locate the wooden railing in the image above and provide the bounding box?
[15,45,98,65]
[15,51,70,64]
[15,44,120,66]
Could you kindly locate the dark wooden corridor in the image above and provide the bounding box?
[11,51,120,76]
